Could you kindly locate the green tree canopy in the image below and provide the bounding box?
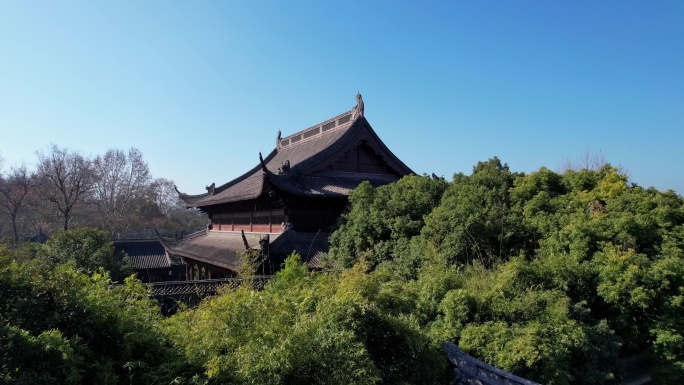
[38,227,132,281]
[329,174,447,277]
[0,249,186,384]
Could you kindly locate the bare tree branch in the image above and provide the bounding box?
[92,148,151,230]
[36,144,96,231]
[0,164,36,244]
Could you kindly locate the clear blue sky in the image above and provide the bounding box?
[1,1,682,195]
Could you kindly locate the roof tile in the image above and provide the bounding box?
[160,230,271,271]
[114,240,171,269]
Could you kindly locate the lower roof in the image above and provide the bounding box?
[113,239,171,270]
[159,229,329,272]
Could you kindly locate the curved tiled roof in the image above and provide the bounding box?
[159,230,271,272]
[114,240,171,270]
[160,229,330,273]
[178,110,353,206]
[178,104,413,208]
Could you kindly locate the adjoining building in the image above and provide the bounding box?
[113,238,187,283]
[162,94,413,279]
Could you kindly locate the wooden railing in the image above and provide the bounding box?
[148,276,272,298]
[444,342,541,385]
[445,342,652,385]
[115,276,274,312]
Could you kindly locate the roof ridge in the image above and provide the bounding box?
[177,149,277,200]
[210,150,275,194]
[156,227,207,247]
[283,116,363,174]
[278,109,354,148]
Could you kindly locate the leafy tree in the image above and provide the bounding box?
[38,228,132,282]
[329,175,447,276]
[422,157,524,266]
[402,253,618,385]
[0,249,187,384]
[0,324,85,385]
[165,254,444,384]
[327,158,684,383]
[1,155,683,384]
[501,164,683,381]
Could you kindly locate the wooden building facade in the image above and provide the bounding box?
[161,94,413,278]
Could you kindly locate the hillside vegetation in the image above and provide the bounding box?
[2,158,683,384]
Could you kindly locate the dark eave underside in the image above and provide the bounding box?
[267,172,400,197]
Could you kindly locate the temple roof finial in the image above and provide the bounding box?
[205,183,215,195]
[352,92,364,119]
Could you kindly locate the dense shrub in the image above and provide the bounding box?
[2,159,683,384]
